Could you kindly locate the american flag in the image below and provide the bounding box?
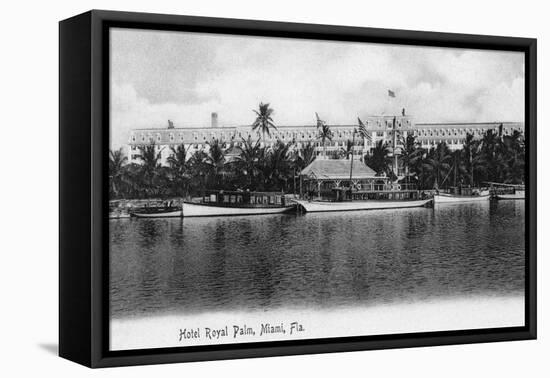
[388,89,396,98]
[315,112,325,128]
[356,117,372,141]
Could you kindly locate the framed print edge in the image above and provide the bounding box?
[526,37,537,341]
[59,10,93,367]
[59,9,537,368]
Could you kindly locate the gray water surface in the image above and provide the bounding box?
[110,201,525,319]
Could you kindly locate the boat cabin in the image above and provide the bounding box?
[331,187,422,202]
[201,190,288,207]
[444,186,481,196]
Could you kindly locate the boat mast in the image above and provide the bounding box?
[454,153,458,187]
[349,130,356,197]
[393,117,398,181]
[470,151,474,187]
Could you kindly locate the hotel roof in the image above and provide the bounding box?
[301,159,378,180]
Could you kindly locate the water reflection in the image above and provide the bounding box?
[110,201,525,318]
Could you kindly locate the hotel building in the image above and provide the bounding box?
[127,112,524,169]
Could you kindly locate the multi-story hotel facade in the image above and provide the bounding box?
[126,112,524,167]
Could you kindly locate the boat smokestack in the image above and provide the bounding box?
[211,112,218,128]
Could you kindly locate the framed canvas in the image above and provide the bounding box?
[59,10,537,368]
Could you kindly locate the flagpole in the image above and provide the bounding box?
[393,116,398,180]
[349,130,355,199]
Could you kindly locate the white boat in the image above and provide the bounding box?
[182,191,296,217]
[294,198,432,213]
[183,201,295,217]
[433,190,490,204]
[109,211,131,219]
[130,206,183,218]
[497,190,525,200]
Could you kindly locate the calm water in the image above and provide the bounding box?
[109,201,525,319]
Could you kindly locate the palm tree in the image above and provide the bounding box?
[399,135,422,183]
[410,149,429,189]
[286,141,312,194]
[501,130,525,184]
[503,150,525,184]
[136,143,164,197]
[503,130,524,155]
[462,133,475,185]
[424,142,452,189]
[167,144,188,196]
[167,144,187,173]
[317,123,333,158]
[339,139,354,160]
[264,140,293,191]
[288,141,316,193]
[450,149,468,187]
[364,140,392,176]
[235,137,263,189]
[188,150,210,195]
[137,143,162,171]
[252,102,277,142]
[290,141,317,172]
[206,139,226,188]
[479,129,505,183]
[109,148,127,198]
[119,163,142,198]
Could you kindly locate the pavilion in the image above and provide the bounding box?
[300,159,390,199]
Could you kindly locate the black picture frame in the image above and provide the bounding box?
[59,9,537,368]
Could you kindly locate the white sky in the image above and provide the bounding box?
[110,28,525,149]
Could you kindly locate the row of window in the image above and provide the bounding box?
[419,139,464,146]
[130,145,163,151]
[130,126,524,147]
[131,130,399,143]
[414,127,522,138]
[130,121,416,144]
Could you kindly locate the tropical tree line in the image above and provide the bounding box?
[363,128,525,189]
[108,138,319,199]
[110,103,310,199]
[109,103,525,199]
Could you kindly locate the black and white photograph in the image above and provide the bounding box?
[107,26,527,351]
[3,0,548,374]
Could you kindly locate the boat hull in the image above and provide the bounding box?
[109,212,131,219]
[434,194,490,204]
[182,202,296,217]
[294,198,432,213]
[131,209,183,218]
